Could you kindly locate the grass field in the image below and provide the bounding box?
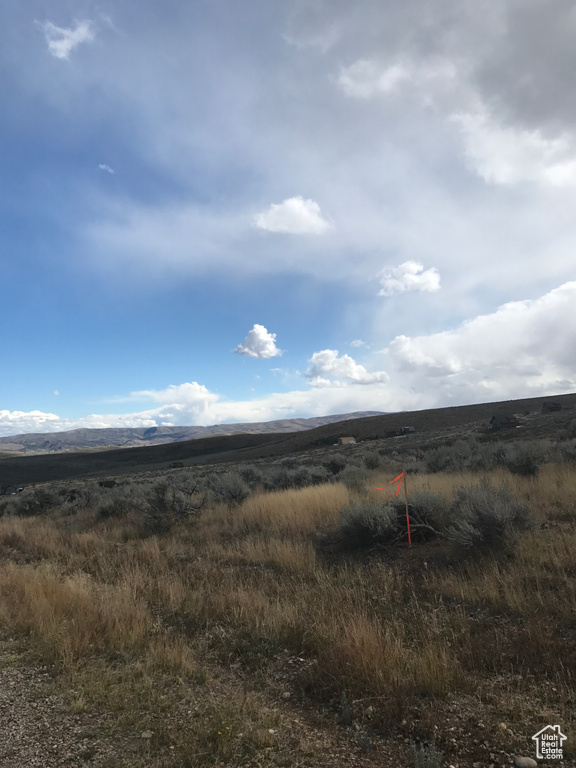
[0,459,575,766]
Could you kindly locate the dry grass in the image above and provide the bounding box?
[0,468,575,765]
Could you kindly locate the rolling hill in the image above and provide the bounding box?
[0,392,574,487]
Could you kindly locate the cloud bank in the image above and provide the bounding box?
[1,280,573,437]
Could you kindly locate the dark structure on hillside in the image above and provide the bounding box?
[0,485,23,495]
[489,414,519,430]
[385,426,416,438]
[542,401,562,414]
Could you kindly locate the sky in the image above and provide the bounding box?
[1,0,575,437]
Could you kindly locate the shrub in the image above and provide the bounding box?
[307,465,331,485]
[338,465,369,493]
[4,487,61,516]
[555,440,576,464]
[208,472,250,506]
[403,490,449,532]
[445,484,532,552]
[94,485,136,519]
[323,454,347,476]
[425,445,463,473]
[363,452,381,470]
[559,418,576,440]
[339,502,399,549]
[280,456,301,470]
[503,441,549,477]
[238,464,264,488]
[261,466,295,491]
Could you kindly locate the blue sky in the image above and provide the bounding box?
[1,0,576,436]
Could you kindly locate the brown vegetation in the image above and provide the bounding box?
[0,455,575,765]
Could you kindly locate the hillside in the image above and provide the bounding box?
[0,392,574,487]
[0,412,383,454]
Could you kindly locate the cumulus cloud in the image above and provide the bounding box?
[130,381,220,412]
[453,109,576,186]
[378,261,441,296]
[254,196,331,234]
[350,339,368,348]
[98,163,115,174]
[387,281,576,396]
[41,19,95,60]
[2,281,575,438]
[0,410,60,436]
[306,349,389,387]
[235,324,282,359]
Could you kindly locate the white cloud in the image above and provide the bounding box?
[41,19,95,61]
[235,324,282,359]
[350,339,368,348]
[254,196,331,234]
[306,349,389,387]
[378,261,441,296]
[2,282,574,437]
[386,281,576,396]
[53,390,60,396]
[338,57,457,100]
[454,109,576,186]
[98,163,115,174]
[338,60,410,98]
[131,381,220,412]
[0,410,60,435]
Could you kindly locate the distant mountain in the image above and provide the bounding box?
[0,412,386,454]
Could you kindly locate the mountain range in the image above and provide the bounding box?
[0,412,385,455]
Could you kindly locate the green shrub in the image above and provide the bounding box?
[363,452,381,470]
[425,445,463,473]
[559,418,576,440]
[323,454,347,476]
[404,490,449,532]
[338,464,369,493]
[4,487,61,516]
[308,465,331,485]
[555,440,576,464]
[339,502,398,549]
[445,483,532,552]
[238,464,264,488]
[261,466,294,491]
[503,441,549,477]
[208,472,250,506]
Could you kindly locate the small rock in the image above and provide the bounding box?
[514,758,537,768]
[281,691,291,700]
[140,730,154,739]
[473,762,484,768]
[498,722,507,730]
